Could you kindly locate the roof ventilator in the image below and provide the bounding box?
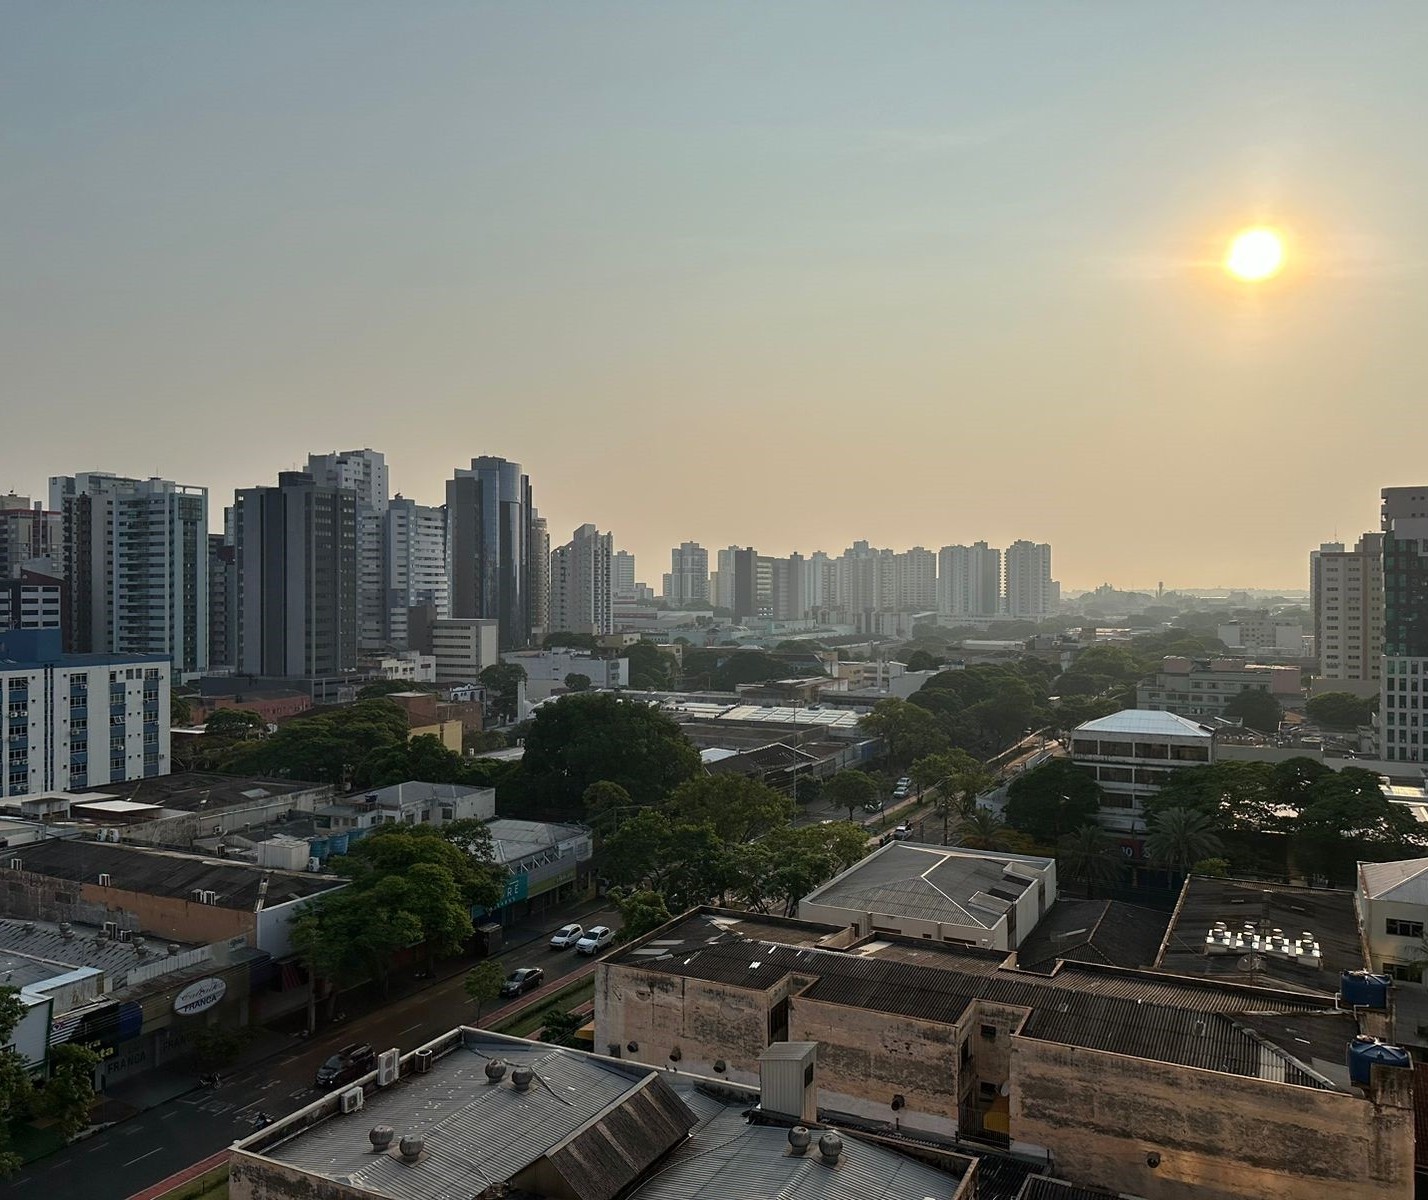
[511,1065,534,1092]
[818,1132,843,1166]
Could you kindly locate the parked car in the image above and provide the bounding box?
[550,923,584,949]
[315,1043,376,1090]
[891,784,910,800]
[891,824,915,841]
[863,801,882,812]
[500,967,545,997]
[576,925,615,955]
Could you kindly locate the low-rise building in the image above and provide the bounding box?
[1136,655,1301,720]
[597,907,1414,1200]
[484,818,593,919]
[1068,709,1215,833]
[503,649,629,702]
[798,842,1056,951]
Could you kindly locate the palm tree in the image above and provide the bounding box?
[1057,824,1122,899]
[1144,807,1223,874]
[956,807,1011,851]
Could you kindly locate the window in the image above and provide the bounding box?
[1385,962,1419,982]
[1386,919,1423,939]
[980,1024,997,1040]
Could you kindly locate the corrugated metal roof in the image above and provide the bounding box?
[1073,709,1213,738]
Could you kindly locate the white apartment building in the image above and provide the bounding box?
[1136,656,1300,720]
[938,542,1002,618]
[549,524,614,636]
[49,473,209,673]
[502,649,629,702]
[1311,535,1384,698]
[714,546,740,611]
[428,618,499,685]
[894,547,938,610]
[1382,487,1428,763]
[0,573,63,633]
[1218,612,1307,655]
[529,513,550,642]
[382,498,448,650]
[664,542,709,606]
[803,551,837,612]
[0,629,170,799]
[612,551,637,602]
[1004,540,1058,620]
[307,450,389,655]
[1069,709,1215,833]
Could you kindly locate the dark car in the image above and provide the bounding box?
[314,1042,376,1090]
[500,967,545,997]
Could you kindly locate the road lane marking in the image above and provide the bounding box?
[160,1110,180,1120]
[399,1023,421,1034]
[122,1148,162,1167]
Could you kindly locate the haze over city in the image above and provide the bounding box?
[5,3,1427,586]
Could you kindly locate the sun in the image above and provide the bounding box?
[1225,227,1285,281]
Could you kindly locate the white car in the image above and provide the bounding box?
[549,923,583,950]
[891,824,915,841]
[576,925,615,955]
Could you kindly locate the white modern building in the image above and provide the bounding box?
[307,449,390,655]
[1004,539,1058,620]
[894,547,938,610]
[1356,858,1428,986]
[503,649,628,702]
[612,550,637,603]
[1136,656,1301,720]
[382,497,448,650]
[0,572,63,633]
[938,541,1002,618]
[1217,612,1307,655]
[549,524,614,637]
[0,628,171,799]
[49,473,209,673]
[1311,535,1383,697]
[713,546,740,612]
[664,541,709,606]
[1068,709,1215,833]
[425,618,499,685]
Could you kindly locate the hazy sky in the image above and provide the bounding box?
[5,4,1426,590]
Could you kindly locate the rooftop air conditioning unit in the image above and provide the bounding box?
[7,858,21,871]
[118,928,133,943]
[99,872,112,887]
[377,1049,400,1087]
[340,1087,364,1114]
[103,920,120,940]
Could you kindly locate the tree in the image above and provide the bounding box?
[188,1024,252,1074]
[1305,691,1376,730]
[171,693,193,725]
[910,751,992,843]
[823,770,879,822]
[1145,807,1223,874]
[204,707,265,740]
[0,986,34,1175]
[1005,760,1103,842]
[733,823,869,915]
[539,1009,583,1047]
[358,680,438,700]
[1223,687,1283,734]
[860,698,951,767]
[582,780,636,839]
[903,649,943,672]
[36,1043,101,1141]
[625,642,676,689]
[662,775,793,844]
[956,808,1012,851]
[563,673,592,692]
[463,959,507,1024]
[226,699,410,785]
[1143,760,1282,833]
[480,662,528,724]
[515,693,700,820]
[610,888,674,941]
[1292,768,1427,882]
[544,631,600,651]
[1057,824,1123,898]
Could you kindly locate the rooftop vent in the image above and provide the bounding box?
[397,1134,424,1164]
[98,873,111,887]
[167,943,180,957]
[484,1060,507,1084]
[414,1048,433,1075]
[818,1132,843,1166]
[368,1125,395,1153]
[511,1066,534,1093]
[788,1127,811,1156]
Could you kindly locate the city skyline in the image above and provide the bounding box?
[6,5,1426,589]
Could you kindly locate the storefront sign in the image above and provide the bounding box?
[173,977,227,1016]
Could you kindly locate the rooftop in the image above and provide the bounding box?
[85,771,328,812]
[244,1031,967,1200]
[1016,900,1171,973]
[0,917,203,989]
[1072,709,1214,739]
[610,909,1353,1089]
[703,741,818,778]
[800,842,1054,931]
[1155,876,1365,996]
[0,839,341,908]
[486,818,590,869]
[1358,857,1428,904]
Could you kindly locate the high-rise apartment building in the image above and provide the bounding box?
[1380,487,1428,763]
[804,551,837,613]
[207,533,237,670]
[49,473,209,673]
[1004,540,1058,620]
[612,551,637,602]
[938,542,1002,618]
[894,547,938,610]
[529,512,550,643]
[0,628,170,797]
[714,546,740,612]
[233,472,358,677]
[770,553,807,621]
[1311,536,1383,694]
[664,542,709,606]
[307,450,389,654]
[0,494,61,579]
[549,524,614,636]
[383,498,448,651]
[0,571,64,634]
[447,457,536,651]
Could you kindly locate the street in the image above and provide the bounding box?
[17,902,619,1200]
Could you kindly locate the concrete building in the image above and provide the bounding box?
[0,569,64,633]
[206,533,236,670]
[529,511,550,642]
[1004,540,1057,620]
[612,549,637,602]
[664,541,709,606]
[414,615,499,685]
[1312,534,1384,696]
[713,545,740,611]
[549,524,614,636]
[1068,709,1215,833]
[447,456,537,651]
[306,449,389,654]
[503,649,628,702]
[228,1030,974,1200]
[381,497,447,650]
[938,541,1001,618]
[597,907,1413,1200]
[1357,858,1428,988]
[894,546,938,610]
[0,493,61,580]
[1217,610,1306,654]
[485,818,593,917]
[798,842,1056,951]
[1136,655,1300,720]
[1381,486,1428,763]
[49,473,209,673]
[0,628,170,798]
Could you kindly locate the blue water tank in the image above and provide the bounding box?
[1347,1035,1412,1087]
[1340,970,1391,1010]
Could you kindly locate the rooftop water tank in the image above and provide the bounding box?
[1347,1035,1412,1087]
[1340,970,1391,1010]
